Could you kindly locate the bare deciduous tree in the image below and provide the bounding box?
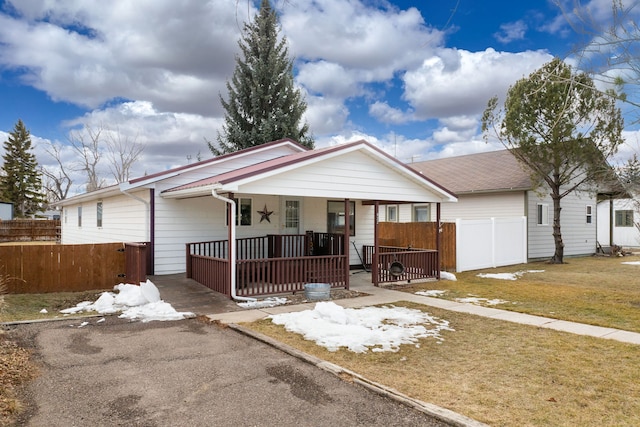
[68,125,105,192]
[67,123,145,193]
[104,128,144,183]
[40,141,73,204]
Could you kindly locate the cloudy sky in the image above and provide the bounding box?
[0,0,639,193]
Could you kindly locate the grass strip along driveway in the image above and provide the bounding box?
[246,255,640,426]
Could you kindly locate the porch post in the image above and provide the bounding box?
[373,201,379,286]
[227,191,235,298]
[344,198,350,289]
[436,202,441,280]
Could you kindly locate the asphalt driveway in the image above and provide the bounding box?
[9,316,450,427]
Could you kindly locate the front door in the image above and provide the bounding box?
[281,198,302,234]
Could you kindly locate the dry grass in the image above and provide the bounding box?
[0,290,106,322]
[245,255,640,426]
[403,254,640,332]
[247,301,640,427]
[0,271,38,426]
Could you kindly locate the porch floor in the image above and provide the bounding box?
[151,271,378,316]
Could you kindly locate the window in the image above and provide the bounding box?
[227,198,252,226]
[537,203,548,225]
[386,205,398,222]
[585,205,593,224]
[97,201,103,227]
[413,204,430,222]
[327,200,355,236]
[615,210,634,227]
[77,206,82,227]
[64,208,67,224]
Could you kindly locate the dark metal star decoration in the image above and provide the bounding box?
[257,204,274,223]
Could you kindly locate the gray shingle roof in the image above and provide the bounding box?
[410,149,532,194]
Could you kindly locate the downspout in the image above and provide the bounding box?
[120,187,152,252]
[210,188,256,302]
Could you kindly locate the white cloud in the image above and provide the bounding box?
[494,20,527,43]
[402,48,553,119]
[369,101,414,124]
[0,0,244,114]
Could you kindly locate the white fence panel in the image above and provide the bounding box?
[456,217,527,272]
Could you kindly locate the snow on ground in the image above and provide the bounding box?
[415,290,448,297]
[622,261,640,265]
[237,297,288,309]
[455,296,509,306]
[477,270,545,280]
[440,271,457,281]
[269,301,454,353]
[60,280,195,323]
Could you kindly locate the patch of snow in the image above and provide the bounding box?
[97,318,106,323]
[622,261,640,265]
[455,297,508,306]
[477,270,545,280]
[237,297,288,309]
[269,301,454,353]
[78,321,89,328]
[415,290,447,297]
[440,271,457,281]
[39,308,48,314]
[60,280,194,322]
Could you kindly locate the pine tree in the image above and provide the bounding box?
[1,120,46,217]
[210,0,313,155]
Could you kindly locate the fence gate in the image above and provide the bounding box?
[125,242,147,284]
[455,217,527,272]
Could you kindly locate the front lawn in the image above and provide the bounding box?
[248,301,640,426]
[245,255,640,426]
[405,254,640,332]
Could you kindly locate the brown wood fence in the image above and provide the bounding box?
[378,222,456,271]
[0,219,61,242]
[1,243,126,293]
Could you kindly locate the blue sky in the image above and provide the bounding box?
[0,0,638,192]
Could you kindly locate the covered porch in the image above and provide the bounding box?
[185,209,442,299]
[161,140,457,299]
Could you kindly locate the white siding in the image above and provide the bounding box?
[597,199,640,248]
[527,189,597,259]
[61,189,149,244]
[152,192,378,274]
[234,151,451,202]
[437,192,526,221]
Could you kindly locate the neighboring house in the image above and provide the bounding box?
[402,149,600,261]
[597,198,640,248]
[0,202,12,220]
[57,139,457,296]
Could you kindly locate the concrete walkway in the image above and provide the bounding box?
[203,272,640,345]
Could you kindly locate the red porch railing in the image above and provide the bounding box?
[363,245,438,284]
[186,233,347,298]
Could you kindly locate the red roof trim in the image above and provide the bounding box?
[128,138,308,185]
[162,140,457,199]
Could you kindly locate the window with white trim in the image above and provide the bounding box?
[413,204,430,222]
[615,210,634,227]
[77,206,82,227]
[585,205,593,224]
[226,198,252,226]
[537,203,548,225]
[97,201,103,227]
[386,205,398,222]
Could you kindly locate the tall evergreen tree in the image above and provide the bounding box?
[1,120,45,217]
[210,0,313,155]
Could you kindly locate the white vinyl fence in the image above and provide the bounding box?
[455,217,527,272]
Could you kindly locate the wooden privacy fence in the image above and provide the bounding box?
[377,222,456,271]
[0,219,61,242]
[1,243,126,293]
